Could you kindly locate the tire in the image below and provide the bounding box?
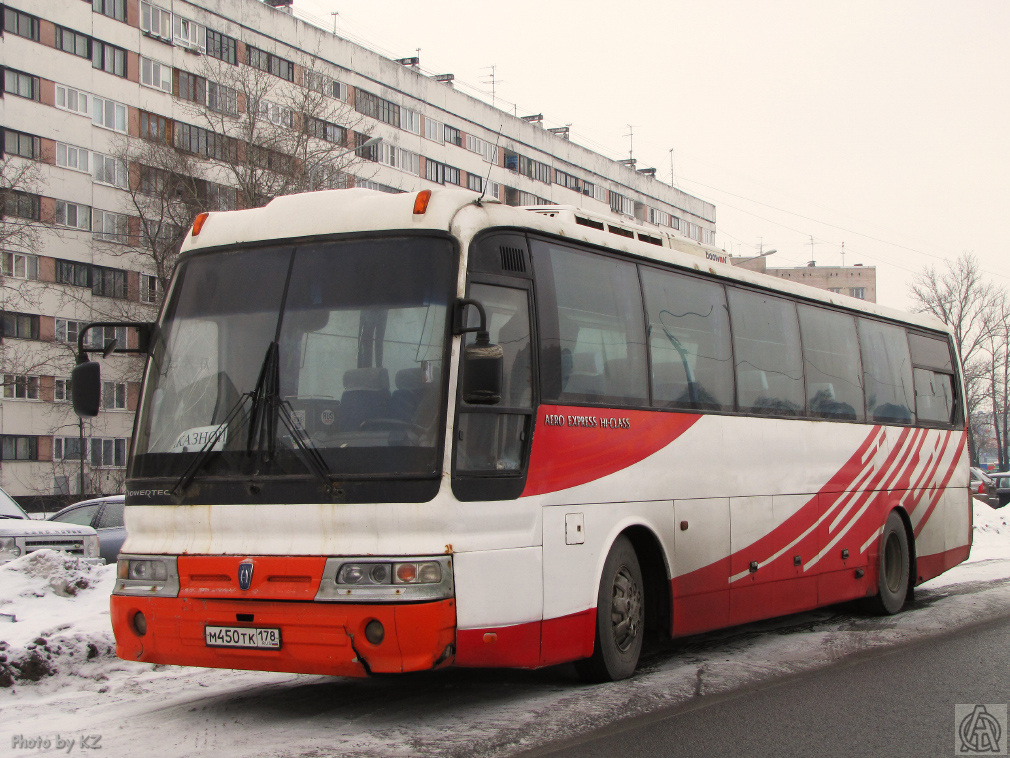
[576,536,644,683]
[866,510,911,615]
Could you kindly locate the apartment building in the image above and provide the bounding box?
[0,0,717,508]
[731,256,877,303]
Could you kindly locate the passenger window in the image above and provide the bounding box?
[858,319,915,423]
[909,333,956,425]
[96,500,125,529]
[797,305,864,421]
[52,503,101,527]
[727,289,804,415]
[536,242,648,405]
[642,268,733,411]
[913,368,954,424]
[456,283,532,473]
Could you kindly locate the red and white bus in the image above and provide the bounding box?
[75,188,970,682]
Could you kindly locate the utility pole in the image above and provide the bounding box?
[625,125,636,162]
[808,235,819,266]
[669,148,675,187]
[840,241,846,267]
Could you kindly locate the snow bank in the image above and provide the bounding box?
[0,550,119,690]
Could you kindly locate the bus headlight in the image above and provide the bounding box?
[114,555,180,597]
[317,556,453,602]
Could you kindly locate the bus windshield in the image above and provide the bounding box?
[131,235,455,481]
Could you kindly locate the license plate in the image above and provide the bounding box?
[205,625,281,650]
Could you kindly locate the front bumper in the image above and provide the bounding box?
[110,595,456,677]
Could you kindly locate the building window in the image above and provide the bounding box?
[173,16,206,51]
[444,125,462,147]
[94,210,130,243]
[92,266,128,299]
[3,129,41,160]
[850,287,866,300]
[55,260,91,288]
[1,311,40,340]
[259,99,293,127]
[140,111,171,142]
[93,0,127,22]
[520,156,551,184]
[174,122,237,161]
[55,84,91,116]
[139,274,161,304]
[1,435,38,461]
[55,318,85,344]
[2,252,37,280]
[90,438,128,468]
[424,117,444,144]
[92,153,128,188]
[207,81,238,116]
[140,1,172,40]
[54,378,72,403]
[102,381,127,410]
[401,107,421,135]
[3,7,40,41]
[55,141,89,172]
[307,117,344,144]
[92,95,128,133]
[92,40,127,77]
[354,89,400,127]
[55,25,91,59]
[425,158,445,184]
[55,201,92,231]
[206,28,237,65]
[3,375,39,400]
[246,45,294,81]
[141,57,173,92]
[177,70,207,104]
[467,173,483,193]
[465,134,496,163]
[443,164,461,186]
[3,69,39,101]
[54,437,83,461]
[610,191,633,216]
[3,191,40,221]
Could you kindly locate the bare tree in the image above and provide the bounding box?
[102,52,371,313]
[909,252,1003,465]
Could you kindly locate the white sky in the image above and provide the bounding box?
[293,0,1010,308]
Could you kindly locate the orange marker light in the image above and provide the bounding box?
[413,189,432,215]
[191,212,210,236]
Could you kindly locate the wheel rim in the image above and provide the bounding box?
[610,565,642,653]
[883,531,902,593]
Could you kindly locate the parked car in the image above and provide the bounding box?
[47,495,125,564]
[981,471,1010,509]
[0,486,102,565]
[971,467,994,498]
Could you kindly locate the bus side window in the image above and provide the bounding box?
[641,267,733,411]
[538,242,648,406]
[727,289,804,416]
[908,332,957,426]
[455,283,533,473]
[797,305,864,421]
[858,319,915,424]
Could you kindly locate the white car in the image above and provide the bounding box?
[0,487,103,565]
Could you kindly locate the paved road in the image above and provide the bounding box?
[527,611,1010,758]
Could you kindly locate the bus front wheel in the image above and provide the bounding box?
[576,535,644,683]
[866,510,911,615]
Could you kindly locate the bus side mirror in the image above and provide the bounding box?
[455,298,503,405]
[462,335,503,405]
[71,361,101,418]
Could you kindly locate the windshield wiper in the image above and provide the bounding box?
[245,341,334,494]
[169,389,251,498]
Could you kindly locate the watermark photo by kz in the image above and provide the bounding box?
[957,704,1007,755]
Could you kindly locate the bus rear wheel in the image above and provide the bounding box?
[576,536,644,683]
[866,510,911,615]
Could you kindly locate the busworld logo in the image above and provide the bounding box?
[237,560,254,591]
[956,704,1007,754]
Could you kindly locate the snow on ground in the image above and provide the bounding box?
[1,500,1009,758]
